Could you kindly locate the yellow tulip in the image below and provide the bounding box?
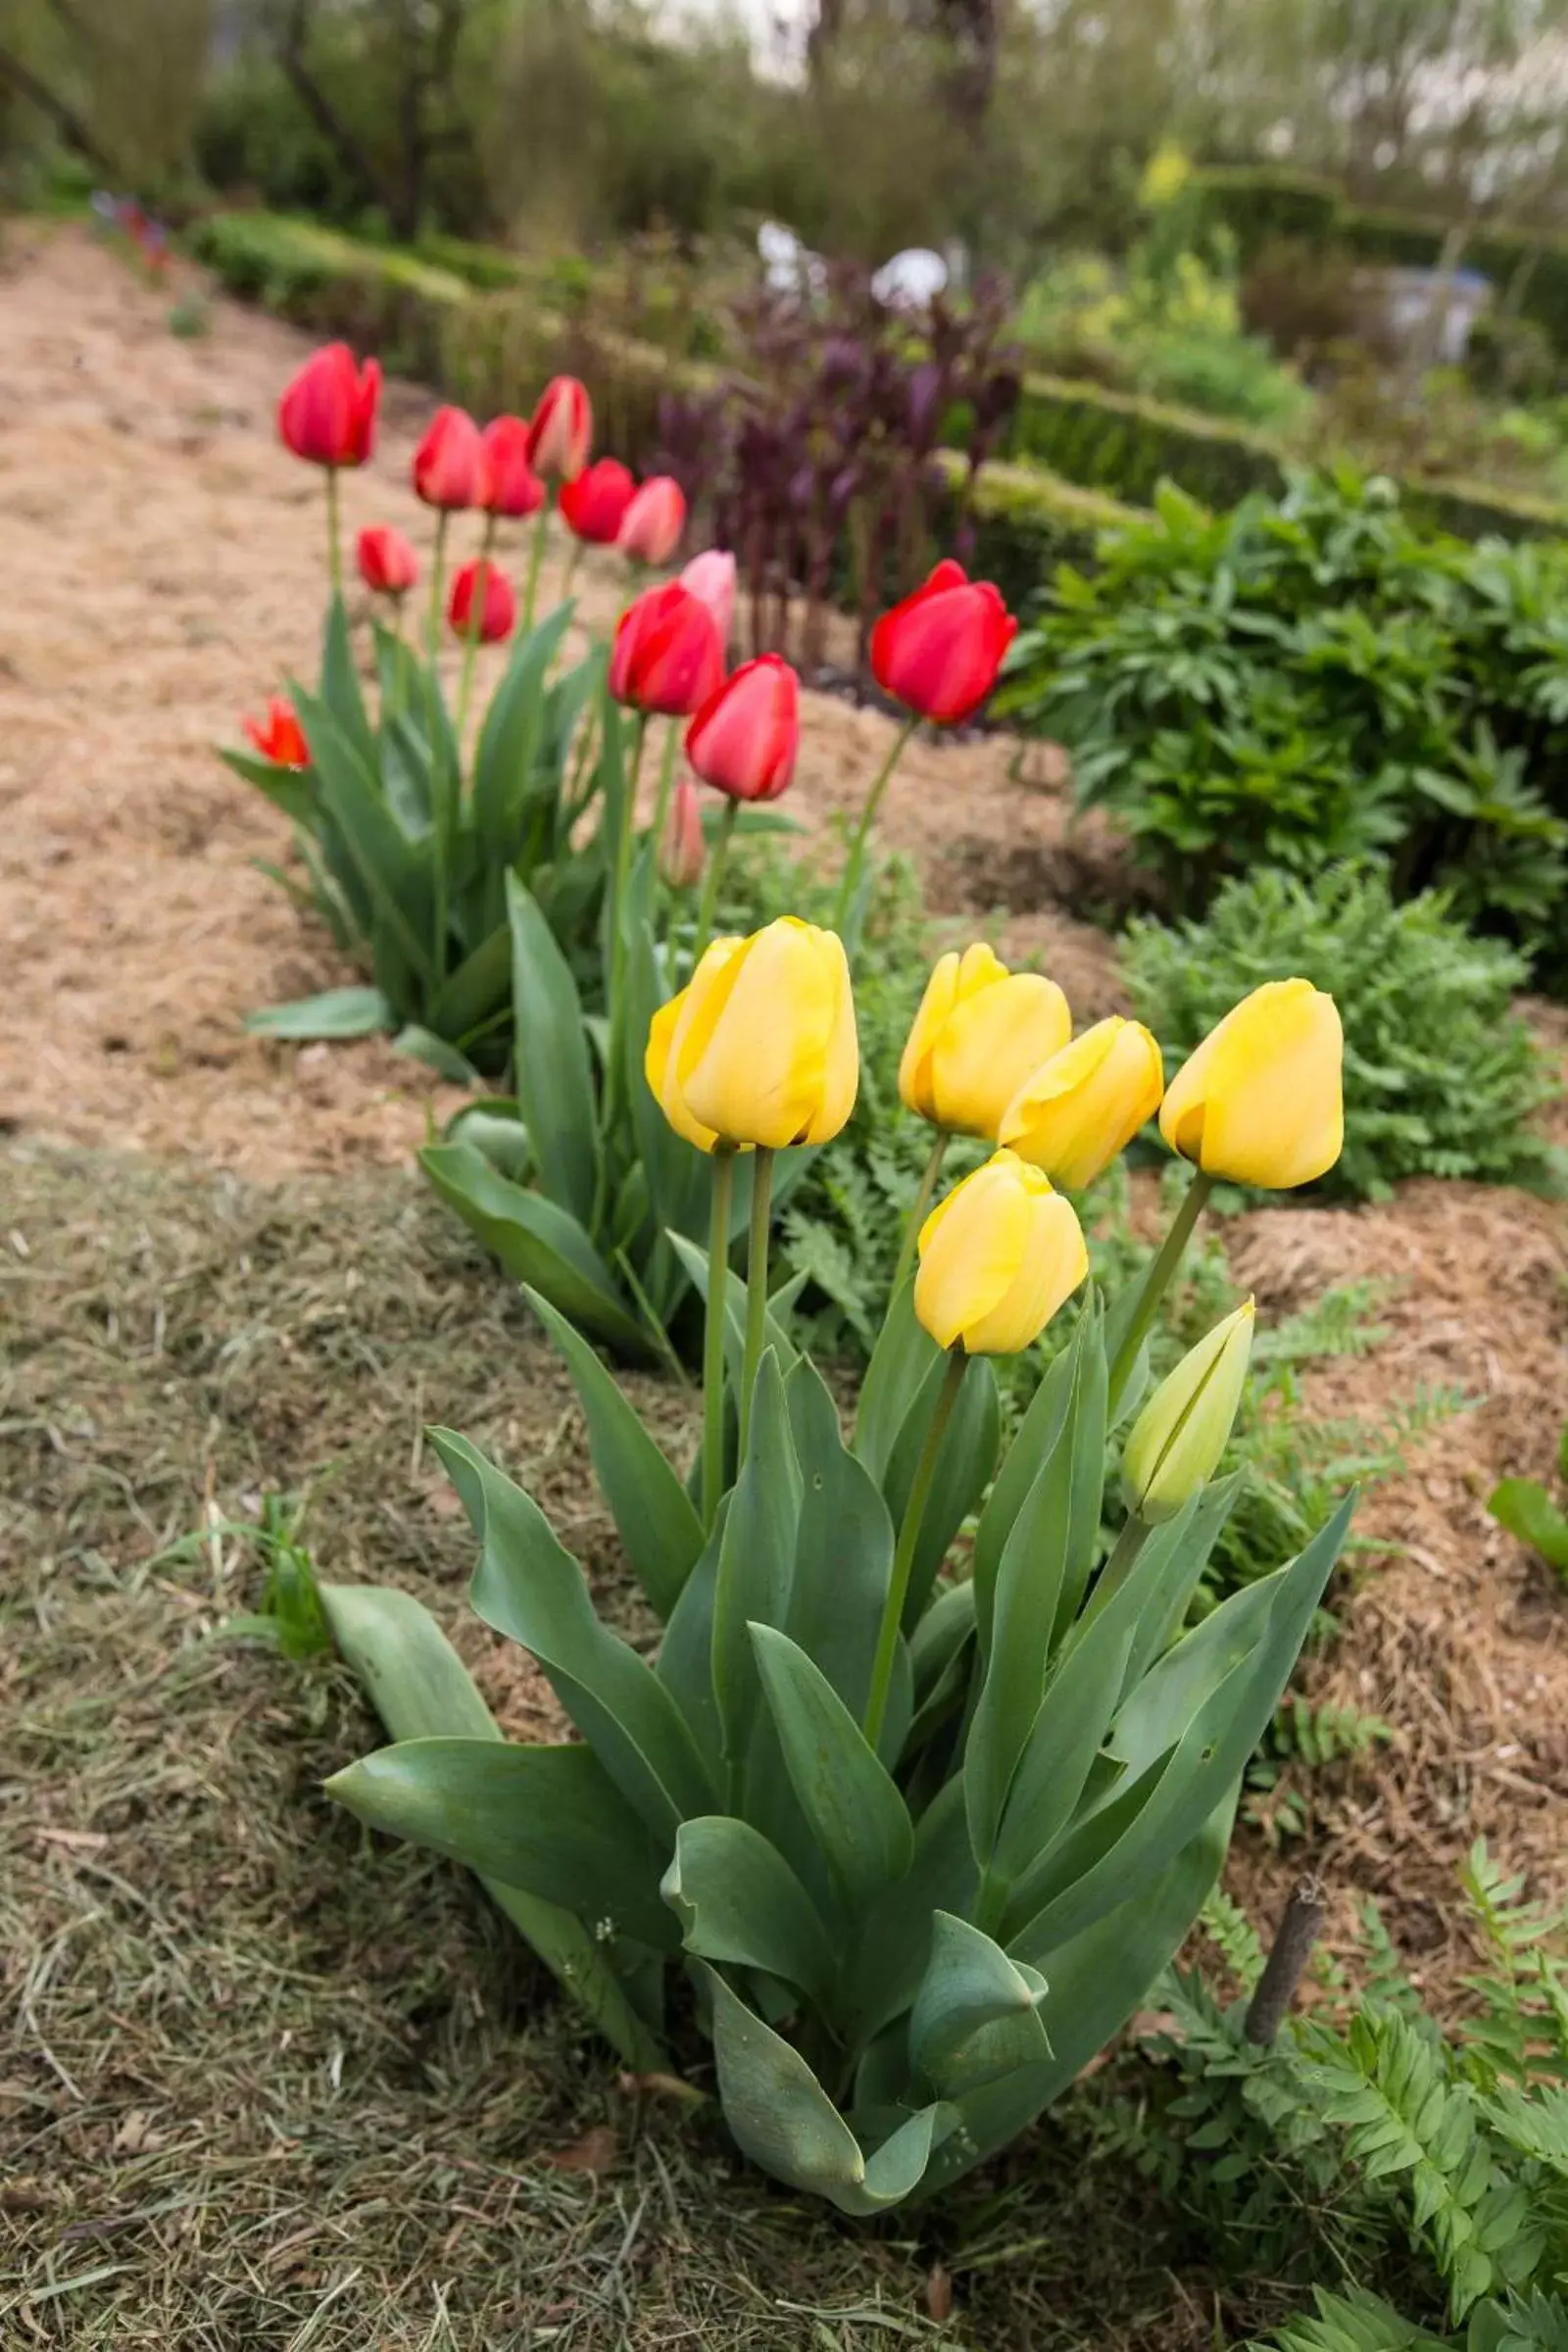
[899,943,1071,1141]
[914,1150,1088,1356]
[1159,979,1344,1190]
[1001,1016,1164,1190]
[654,916,858,1152]
[1121,1299,1254,1523]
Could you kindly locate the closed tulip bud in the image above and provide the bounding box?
[685,654,799,803]
[447,559,515,645]
[680,548,736,643]
[244,697,310,768]
[609,581,726,716]
[560,458,636,546]
[1122,1299,1254,1523]
[277,342,380,468]
[480,416,546,516]
[648,917,858,1152]
[1001,1016,1165,1189]
[618,475,686,565]
[357,524,419,598]
[870,560,1017,725]
[527,374,593,480]
[900,944,1071,1141]
[660,775,706,890]
[914,1151,1088,1356]
[414,405,488,510]
[1159,979,1344,1190]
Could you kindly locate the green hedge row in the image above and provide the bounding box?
[187,209,1132,595]
[1006,368,1568,544]
[1193,164,1568,364]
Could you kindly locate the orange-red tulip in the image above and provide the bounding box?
[278,343,380,469]
[447,559,515,645]
[357,525,419,597]
[414,406,488,511]
[870,559,1016,725]
[560,459,637,546]
[609,582,726,716]
[527,375,593,480]
[244,697,310,767]
[685,655,799,803]
[481,416,546,517]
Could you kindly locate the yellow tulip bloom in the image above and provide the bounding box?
[899,944,1072,1141]
[655,917,858,1152]
[1001,1016,1164,1190]
[1122,1299,1254,1523]
[1159,979,1344,1190]
[914,1150,1088,1356]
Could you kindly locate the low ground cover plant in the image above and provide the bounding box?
[999,470,1568,981]
[1124,864,1561,1201]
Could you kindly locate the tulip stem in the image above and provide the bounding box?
[1107,1167,1215,1415]
[597,713,647,1185]
[425,512,450,671]
[324,467,343,596]
[703,1148,736,1529]
[689,799,737,977]
[863,1346,966,1754]
[832,714,916,939]
[892,1129,949,1298]
[522,498,550,631]
[651,716,681,868]
[738,1146,775,1462]
[456,518,496,747]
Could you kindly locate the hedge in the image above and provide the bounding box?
[1193,164,1568,365]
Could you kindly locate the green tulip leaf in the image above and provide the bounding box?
[885,1350,1000,1624]
[472,606,575,852]
[318,1581,665,2070]
[318,590,376,768]
[666,1233,805,1388]
[326,1735,677,1950]
[391,1024,481,1084]
[662,1817,838,2009]
[431,1427,716,1839]
[424,923,513,1046]
[971,1314,1085,1656]
[909,1911,1051,2099]
[750,1624,913,1910]
[220,745,317,825]
[655,1517,725,1777]
[291,685,435,992]
[1118,1473,1245,1695]
[1487,1476,1568,1572]
[506,874,600,1232]
[853,1275,941,1485]
[784,1356,897,1728]
[523,1287,704,1622]
[712,1352,803,1774]
[246,985,393,1041]
[705,1972,951,2214]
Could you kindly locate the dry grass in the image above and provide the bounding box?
[2,1139,1248,2352]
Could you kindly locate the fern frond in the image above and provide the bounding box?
[1263,2283,1452,2352]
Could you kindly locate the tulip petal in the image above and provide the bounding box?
[898,951,962,1121]
[930,972,1071,1141]
[914,1162,1030,1350]
[682,920,845,1150]
[1003,1018,1164,1191]
[962,1190,1088,1355]
[1160,979,1344,1189]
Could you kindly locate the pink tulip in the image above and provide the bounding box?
[618,476,685,565]
[679,549,736,644]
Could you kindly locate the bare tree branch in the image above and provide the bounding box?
[277,0,395,222]
[0,41,119,176]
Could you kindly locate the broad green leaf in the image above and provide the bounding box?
[431,1427,715,1838]
[665,1234,803,1389]
[853,1276,940,1483]
[908,1911,1051,2098]
[1488,1477,1568,1571]
[655,1516,725,1776]
[391,1024,480,1083]
[712,1352,802,1775]
[318,1581,664,2069]
[446,1098,532,1181]
[1119,1473,1244,1693]
[472,606,575,854]
[847,1777,979,2044]
[424,923,513,1048]
[292,686,435,993]
[220,745,316,825]
[705,1972,950,2213]
[325,1736,676,1950]
[989,1571,1146,1887]
[662,1817,837,2009]
[419,1142,652,1361]
[506,874,600,1230]
[1107,1568,1286,1782]
[972,1322,1082,1655]
[915,1796,1233,2195]
[246,985,392,1041]
[524,1286,704,1622]
[964,1301,1106,1870]
[885,1351,1000,1624]
[750,1624,913,1909]
[784,1356,896,1728]
[319,590,376,769]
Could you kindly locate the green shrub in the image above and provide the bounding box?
[1124,866,1561,1200]
[1000,470,1568,975]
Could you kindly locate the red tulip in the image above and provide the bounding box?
[414,406,488,511]
[278,343,379,468]
[660,775,706,889]
[560,459,637,546]
[869,559,1017,725]
[357,524,419,597]
[618,475,685,565]
[448,559,515,645]
[680,549,736,643]
[244,697,310,768]
[481,416,546,517]
[686,654,800,803]
[609,581,725,716]
[527,375,593,480]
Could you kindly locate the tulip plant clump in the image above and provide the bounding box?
[321,935,1353,2210]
